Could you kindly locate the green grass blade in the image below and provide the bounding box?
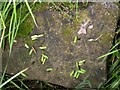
[97,50,119,59]
[8,12,14,48]
[20,72,28,78]
[9,0,17,53]
[14,2,22,39]
[0,2,3,10]
[0,16,1,39]
[0,60,9,85]
[10,80,20,89]
[25,0,38,28]
[75,0,78,18]
[0,68,28,88]
[2,1,11,19]
[17,78,29,89]
[109,59,120,73]
[20,2,36,24]
[0,12,6,48]
[9,18,15,52]
[110,41,120,51]
[111,78,120,88]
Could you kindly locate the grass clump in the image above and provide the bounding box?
[0,1,38,89]
[101,25,120,89]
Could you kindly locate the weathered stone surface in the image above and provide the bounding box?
[2,3,119,88]
[0,49,2,73]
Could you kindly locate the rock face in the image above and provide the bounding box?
[2,3,119,88]
[0,49,2,73]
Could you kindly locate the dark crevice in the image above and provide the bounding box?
[105,5,120,87]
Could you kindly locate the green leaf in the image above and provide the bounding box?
[39,46,47,50]
[25,43,29,49]
[31,34,44,40]
[70,70,74,77]
[77,69,86,74]
[76,73,80,78]
[74,71,78,78]
[29,49,33,55]
[47,68,53,72]
[78,60,86,66]
[76,62,79,69]
[41,54,48,64]
[73,36,77,43]
[42,54,48,59]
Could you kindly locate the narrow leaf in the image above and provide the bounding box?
[0,68,28,88]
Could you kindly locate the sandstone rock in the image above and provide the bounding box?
[2,2,119,88]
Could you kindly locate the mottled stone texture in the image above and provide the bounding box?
[2,3,119,88]
[0,49,2,73]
